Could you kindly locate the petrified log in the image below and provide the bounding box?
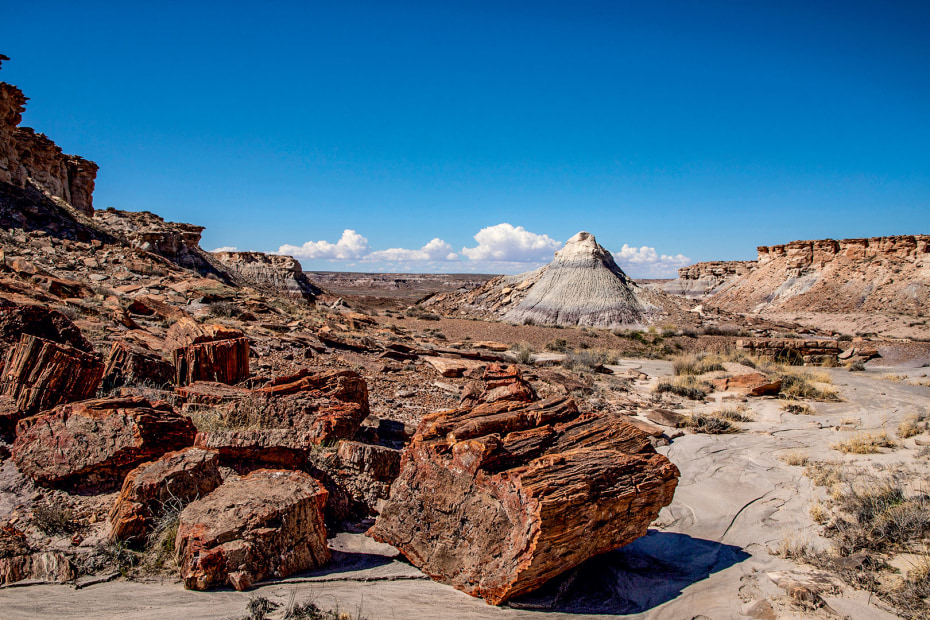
[172,337,249,386]
[164,317,244,351]
[176,469,330,591]
[0,334,103,416]
[461,363,537,407]
[108,448,223,543]
[12,396,196,492]
[368,396,680,605]
[102,339,174,390]
[0,300,91,354]
[310,440,402,516]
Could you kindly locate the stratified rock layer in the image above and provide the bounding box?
[212,251,319,301]
[175,469,330,591]
[368,396,680,605]
[12,396,196,491]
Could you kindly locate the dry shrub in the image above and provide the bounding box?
[809,501,828,524]
[510,342,535,364]
[672,353,725,376]
[832,483,930,554]
[654,375,711,400]
[686,411,741,434]
[778,368,839,401]
[783,401,815,415]
[780,450,810,466]
[883,374,908,383]
[898,411,929,439]
[562,349,616,372]
[32,501,78,535]
[713,405,753,422]
[804,461,846,487]
[832,431,897,454]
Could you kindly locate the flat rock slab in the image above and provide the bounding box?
[176,469,331,591]
[423,356,485,378]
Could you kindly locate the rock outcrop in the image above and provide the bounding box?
[311,440,402,516]
[421,232,680,328]
[707,236,930,316]
[0,526,73,585]
[736,338,842,365]
[0,56,98,215]
[0,301,92,355]
[108,447,223,543]
[212,251,319,302]
[368,395,680,605]
[12,396,196,492]
[175,469,330,591]
[660,261,757,298]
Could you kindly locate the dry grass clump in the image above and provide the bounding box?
[187,395,271,432]
[672,353,725,376]
[32,501,78,535]
[783,401,815,415]
[778,368,840,401]
[404,307,441,321]
[545,338,569,352]
[804,461,846,487]
[832,431,898,454]
[883,374,909,383]
[562,349,617,372]
[780,450,810,466]
[809,501,828,524]
[847,360,866,372]
[832,483,930,555]
[686,411,742,434]
[898,412,929,439]
[654,375,711,400]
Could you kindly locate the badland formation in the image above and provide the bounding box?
[1,57,928,619]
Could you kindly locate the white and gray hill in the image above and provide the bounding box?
[423,231,681,328]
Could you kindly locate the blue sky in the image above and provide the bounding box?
[2,1,928,276]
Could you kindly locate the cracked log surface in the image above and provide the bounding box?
[367,395,680,605]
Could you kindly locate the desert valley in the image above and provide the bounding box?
[0,43,929,620]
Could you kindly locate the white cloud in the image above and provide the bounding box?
[211,246,239,253]
[613,244,690,278]
[461,223,562,262]
[370,238,458,261]
[278,229,371,260]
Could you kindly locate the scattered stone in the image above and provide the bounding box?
[176,469,330,591]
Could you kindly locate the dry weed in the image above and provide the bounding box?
[780,450,810,466]
[783,401,814,415]
[804,461,846,487]
[832,431,897,454]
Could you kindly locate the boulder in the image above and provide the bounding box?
[108,448,223,543]
[172,337,249,386]
[0,302,91,354]
[423,356,484,378]
[176,469,330,591]
[12,396,196,492]
[311,441,402,516]
[163,317,243,352]
[711,372,782,396]
[646,408,689,428]
[0,526,73,585]
[1,334,104,416]
[368,396,680,605]
[102,339,174,390]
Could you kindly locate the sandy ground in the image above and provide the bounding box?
[3,363,928,619]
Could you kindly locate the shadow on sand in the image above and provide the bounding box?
[507,530,750,614]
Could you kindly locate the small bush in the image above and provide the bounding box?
[780,450,810,466]
[672,353,725,376]
[778,369,839,401]
[405,307,441,321]
[713,406,753,422]
[654,375,711,400]
[804,461,846,487]
[562,349,616,372]
[32,501,77,535]
[783,401,814,415]
[208,301,242,318]
[832,431,897,454]
[898,414,927,439]
[809,501,828,524]
[847,360,866,372]
[545,338,569,352]
[510,343,535,364]
[686,412,741,434]
[701,324,743,337]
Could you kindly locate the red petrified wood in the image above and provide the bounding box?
[367,395,680,605]
[12,396,196,492]
[175,469,330,591]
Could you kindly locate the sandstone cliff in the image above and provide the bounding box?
[0,56,98,215]
[708,235,930,316]
[212,251,320,301]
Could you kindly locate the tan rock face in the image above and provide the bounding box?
[368,395,680,605]
[175,469,331,591]
[108,448,223,543]
[211,251,319,301]
[12,395,196,492]
[0,57,98,215]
